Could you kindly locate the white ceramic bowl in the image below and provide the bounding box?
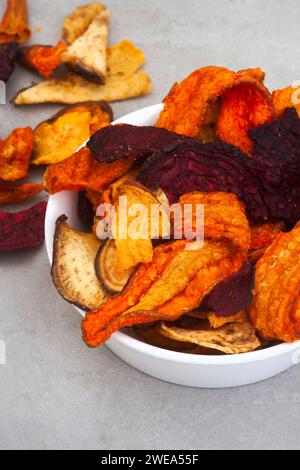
[45,103,300,388]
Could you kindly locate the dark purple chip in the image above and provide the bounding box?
[138,109,300,226]
[201,262,254,317]
[87,124,190,162]
[249,107,300,224]
[138,140,269,225]
[0,42,18,83]
[77,191,94,230]
[0,201,47,251]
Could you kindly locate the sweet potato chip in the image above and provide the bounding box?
[273,86,300,117]
[52,215,107,310]
[207,311,246,329]
[238,67,265,82]
[31,102,112,166]
[0,201,46,251]
[112,182,170,277]
[250,221,285,251]
[82,192,250,347]
[44,146,133,194]
[159,318,260,354]
[17,41,67,79]
[0,127,33,181]
[0,181,43,204]
[156,66,274,154]
[62,3,106,45]
[13,70,152,105]
[0,41,17,82]
[249,225,300,342]
[62,7,110,83]
[107,40,145,78]
[217,83,274,154]
[0,0,31,43]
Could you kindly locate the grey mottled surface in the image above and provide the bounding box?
[1,0,300,451]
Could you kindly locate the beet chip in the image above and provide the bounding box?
[0,201,47,251]
[77,191,94,229]
[202,262,254,317]
[138,109,300,225]
[249,108,300,223]
[0,41,18,82]
[138,140,268,224]
[87,124,189,162]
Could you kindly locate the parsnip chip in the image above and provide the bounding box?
[32,102,112,166]
[208,311,246,329]
[0,127,33,181]
[62,2,106,45]
[52,215,107,311]
[159,319,260,354]
[13,71,152,105]
[0,0,31,44]
[134,324,201,353]
[62,7,110,83]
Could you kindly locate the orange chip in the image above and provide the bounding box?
[82,192,250,347]
[0,0,31,44]
[17,41,67,79]
[217,82,274,154]
[272,85,300,117]
[250,221,285,251]
[44,146,133,195]
[249,226,300,342]
[0,127,33,182]
[238,67,265,82]
[0,181,43,204]
[156,66,274,154]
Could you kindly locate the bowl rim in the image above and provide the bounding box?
[45,102,300,365]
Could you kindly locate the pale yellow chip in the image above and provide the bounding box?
[208,311,246,329]
[159,319,260,354]
[107,40,145,78]
[62,2,107,44]
[13,71,152,105]
[113,182,170,277]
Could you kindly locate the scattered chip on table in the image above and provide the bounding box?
[32,102,112,166]
[0,127,33,182]
[0,0,31,44]
[0,201,47,251]
[17,41,67,79]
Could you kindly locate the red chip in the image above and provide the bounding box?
[0,201,47,251]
